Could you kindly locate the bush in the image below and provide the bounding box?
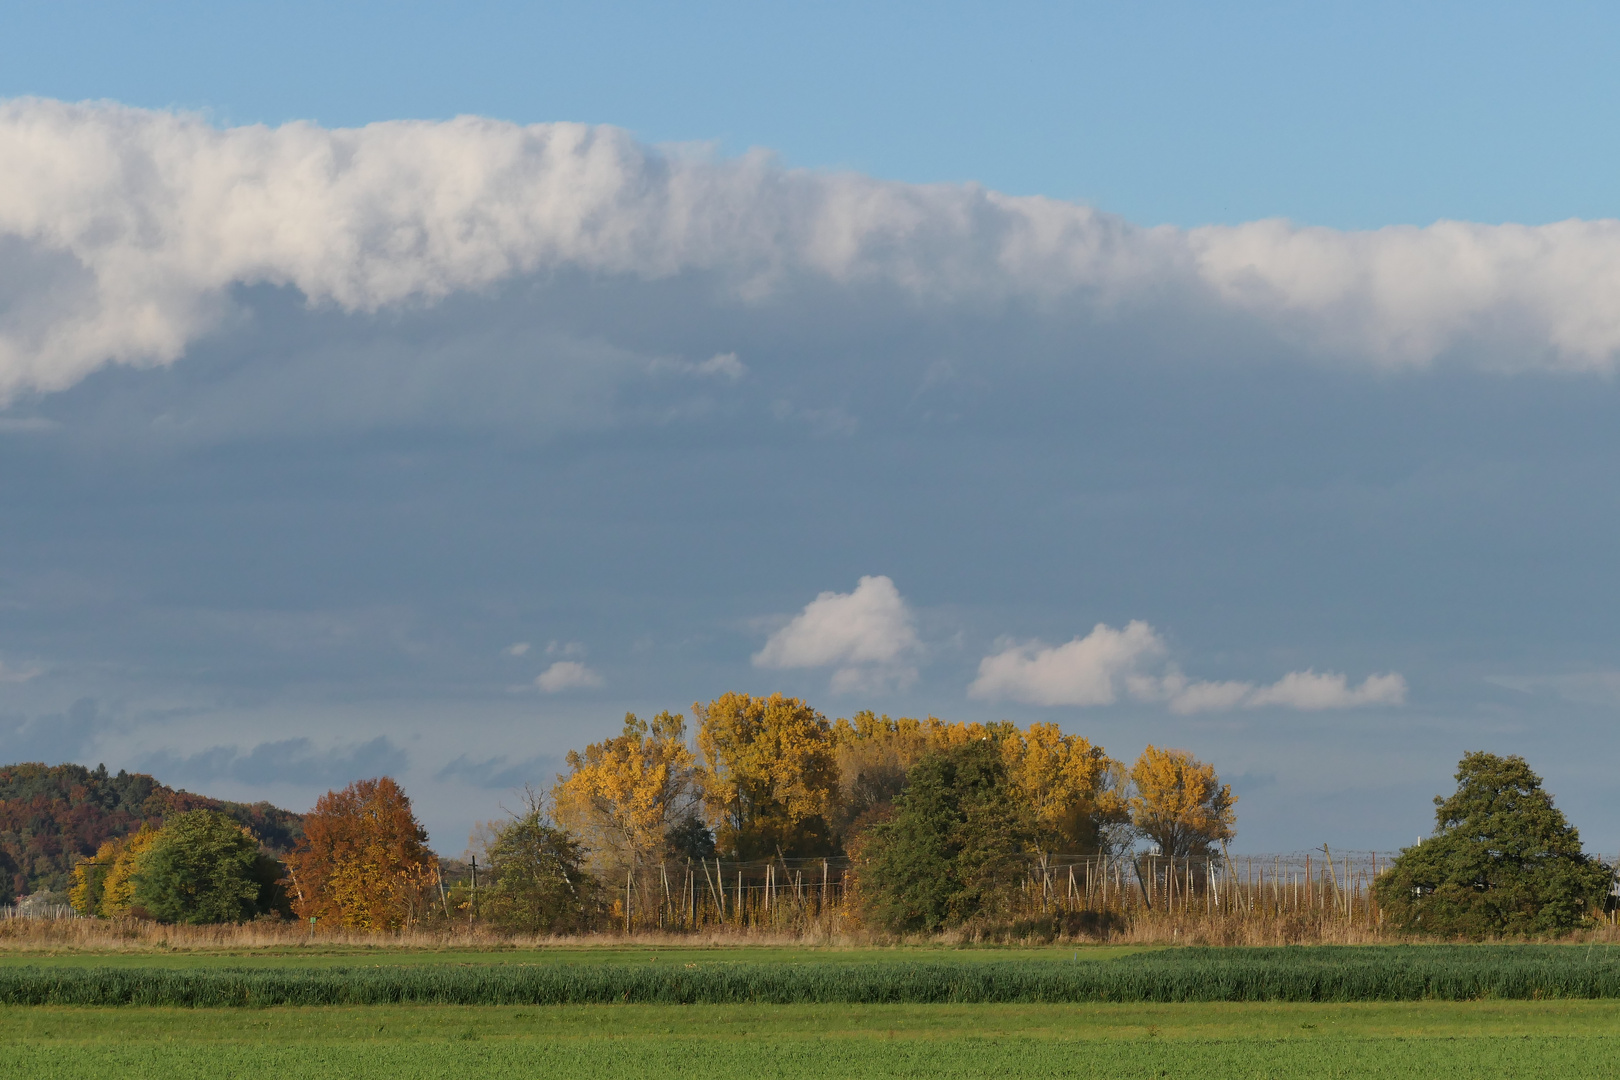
[1374,752,1613,936]
[479,809,600,934]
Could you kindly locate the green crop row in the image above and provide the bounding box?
[4,946,1620,1006]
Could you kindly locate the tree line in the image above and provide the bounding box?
[66,693,1236,932]
[57,692,1615,937]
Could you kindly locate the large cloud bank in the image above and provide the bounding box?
[2,99,1620,400]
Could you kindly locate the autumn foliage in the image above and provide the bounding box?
[1127,745,1236,858]
[284,777,436,931]
[551,711,698,878]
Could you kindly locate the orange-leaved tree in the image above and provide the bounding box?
[696,692,838,859]
[551,711,697,879]
[284,777,435,931]
[1127,746,1236,859]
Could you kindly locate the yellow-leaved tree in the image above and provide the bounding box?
[68,826,161,917]
[1004,723,1129,854]
[551,711,697,879]
[696,692,838,859]
[828,714,1127,855]
[1127,745,1236,858]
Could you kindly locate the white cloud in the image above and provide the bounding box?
[535,660,603,692]
[1160,677,1255,715]
[971,621,1406,713]
[753,575,920,692]
[1242,670,1407,710]
[969,621,1164,706]
[502,642,530,656]
[2,99,1620,402]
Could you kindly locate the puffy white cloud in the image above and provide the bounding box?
[753,575,920,692]
[969,621,1164,706]
[502,642,530,656]
[535,660,603,692]
[972,621,1406,713]
[3,98,1620,402]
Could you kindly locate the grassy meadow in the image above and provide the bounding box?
[4,999,1620,1079]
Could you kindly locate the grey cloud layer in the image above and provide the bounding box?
[4,98,1620,401]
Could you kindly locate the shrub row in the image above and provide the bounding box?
[5,947,1620,1006]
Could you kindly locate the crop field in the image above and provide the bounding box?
[6,946,1619,1077]
[3,944,1620,1005]
[3,1000,1619,1079]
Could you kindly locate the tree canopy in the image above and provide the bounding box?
[552,711,699,877]
[697,693,838,860]
[69,810,286,923]
[285,776,435,931]
[1374,752,1612,936]
[856,740,1035,933]
[477,799,600,934]
[130,809,285,924]
[1127,746,1235,859]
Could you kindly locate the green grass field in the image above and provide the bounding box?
[7,945,1619,1077]
[3,1001,1617,1078]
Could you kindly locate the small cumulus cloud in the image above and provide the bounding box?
[536,660,603,692]
[502,642,530,656]
[968,621,1163,706]
[970,621,1405,714]
[754,575,920,693]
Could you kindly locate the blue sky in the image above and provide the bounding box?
[1,3,1619,857]
[5,1,1619,227]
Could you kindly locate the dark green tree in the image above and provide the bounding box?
[1374,752,1613,937]
[856,740,1035,933]
[131,809,287,924]
[481,806,599,934]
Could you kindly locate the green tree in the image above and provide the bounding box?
[856,740,1035,933]
[1374,752,1613,937]
[480,801,600,934]
[131,809,286,924]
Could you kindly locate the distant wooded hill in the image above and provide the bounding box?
[0,762,304,903]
